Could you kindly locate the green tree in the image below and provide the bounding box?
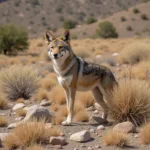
[0,24,28,55]
[96,21,118,39]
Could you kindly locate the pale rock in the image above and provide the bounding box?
[40,99,51,106]
[7,123,18,129]
[113,121,136,133]
[12,103,25,111]
[97,125,105,130]
[15,117,24,121]
[90,129,96,133]
[94,110,99,114]
[70,130,91,142]
[54,145,62,149]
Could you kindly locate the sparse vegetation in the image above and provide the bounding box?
[86,17,97,24]
[133,8,140,14]
[0,116,8,127]
[36,89,49,101]
[0,24,28,55]
[96,21,118,39]
[109,79,150,126]
[0,93,8,109]
[103,130,129,147]
[141,14,149,20]
[119,42,150,64]
[74,110,89,122]
[26,144,45,150]
[120,16,127,22]
[126,26,133,31]
[63,20,76,29]
[0,65,40,100]
[16,108,27,117]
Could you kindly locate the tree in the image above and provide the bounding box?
[0,24,28,55]
[96,21,118,39]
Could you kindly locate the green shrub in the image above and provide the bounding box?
[133,8,140,14]
[63,20,76,29]
[141,14,149,20]
[120,16,127,22]
[96,21,118,39]
[0,65,40,100]
[86,17,97,24]
[0,24,28,55]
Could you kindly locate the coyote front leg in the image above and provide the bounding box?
[62,88,76,125]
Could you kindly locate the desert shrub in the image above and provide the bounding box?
[120,16,127,22]
[140,123,150,144]
[56,7,63,13]
[30,0,40,6]
[0,93,8,109]
[0,24,28,55]
[0,116,8,127]
[26,144,45,150]
[109,79,150,126]
[133,8,140,14]
[16,108,27,117]
[103,130,129,147]
[0,65,40,100]
[86,17,97,24]
[74,110,89,122]
[35,89,49,101]
[3,121,60,149]
[141,14,149,20]
[126,26,133,31]
[119,42,150,64]
[96,21,118,39]
[63,19,76,29]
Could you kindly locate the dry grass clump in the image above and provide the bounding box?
[16,108,27,117]
[140,123,150,144]
[36,89,49,101]
[0,65,40,100]
[26,144,45,150]
[41,77,57,91]
[0,55,9,68]
[16,98,25,104]
[49,85,66,105]
[110,79,150,126]
[74,110,89,122]
[3,121,60,149]
[119,42,150,64]
[76,92,94,108]
[0,93,8,109]
[103,130,129,147]
[0,116,8,127]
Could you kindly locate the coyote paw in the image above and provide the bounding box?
[61,120,71,126]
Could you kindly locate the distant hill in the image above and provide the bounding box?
[0,0,147,38]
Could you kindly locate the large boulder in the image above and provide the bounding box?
[23,105,54,122]
[113,121,136,133]
[70,130,91,142]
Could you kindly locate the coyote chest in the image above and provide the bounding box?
[58,75,73,87]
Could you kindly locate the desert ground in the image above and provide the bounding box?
[0,37,150,150]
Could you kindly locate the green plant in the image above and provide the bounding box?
[0,24,28,55]
[63,20,76,29]
[96,21,118,39]
[86,17,97,24]
[141,14,149,20]
[0,65,40,100]
[133,8,140,14]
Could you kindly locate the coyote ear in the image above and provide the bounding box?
[45,30,55,44]
[61,30,70,43]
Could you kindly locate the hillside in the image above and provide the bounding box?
[0,0,146,38]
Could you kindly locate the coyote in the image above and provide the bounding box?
[45,30,118,125]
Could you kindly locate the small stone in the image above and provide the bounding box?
[70,130,91,142]
[134,134,139,138]
[94,110,99,114]
[97,125,105,130]
[12,103,25,111]
[74,148,78,150]
[113,121,136,133]
[88,147,93,150]
[40,99,51,106]
[0,113,6,116]
[50,136,66,146]
[0,133,9,141]
[54,145,62,149]
[94,103,101,110]
[81,144,86,147]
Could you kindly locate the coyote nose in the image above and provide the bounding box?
[53,54,58,59]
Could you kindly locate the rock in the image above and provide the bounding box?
[88,147,93,150]
[49,136,66,146]
[97,125,105,130]
[90,129,96,133]
[12,103,25,111]
[94,110,99,114]
[87,106,95,111]
[70,130,91,142]
[15,117,24,121]
[0,113,6,116]
[54,145,62,149]
[95,145,101,149]
[23,105,54,122]
[81,144,86,148]
[40,99,51,106]
[94,103,101,110]
[113,121,136,133]
[90,116,108,125]
[74,148,78,150]
[112,52,119,57]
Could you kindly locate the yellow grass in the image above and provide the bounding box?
[26,144,45,150]
[110,79,150,126]
[16,108,27,117]
[103,130,129,147]
[36,89,49,101]
[140,123,150,144]
[74,110,89,122]
[0,116,8,127]
[16,98,25,104]
[0,93,8,109]
[3,121,61,149]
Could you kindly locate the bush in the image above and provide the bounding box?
[0,93,8,109]
[30,0,40,6]
[133,8,140,14]
[96,21,118,39]
[119,42,150,64]
[141,14,149,20]
[0,24,28,55]
[0,65,40,100]
[120,16,127,22]
[126,26,133,31]
[86,17,97,24]
[63,20,76,29]
[109,79,150,126]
